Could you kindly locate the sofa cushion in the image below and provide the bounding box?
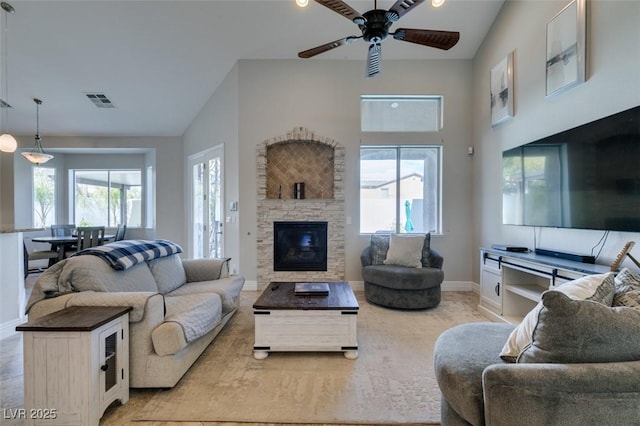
[383,234,425,268]
[182,257,231,282]
[369,233,433,267]
[420,233,433,268]
[168,275,245,314]
[59,255,158,293]
[518,291,640,363]
[151,293,222,356]
[500,272,615,362]
[434,322,516,426]
[614,267,640,309]
[362,264,443,290]
[65,290,157,322]
[370,234,390,265]
[148,254,187,294]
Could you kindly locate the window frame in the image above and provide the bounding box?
[32,166,57,228]
[359,145,443,235]
[70,168,143,228]
[360,95,444,132]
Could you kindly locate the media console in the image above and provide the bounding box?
[479,247,610,324]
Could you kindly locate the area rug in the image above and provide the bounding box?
[134,291,488,424]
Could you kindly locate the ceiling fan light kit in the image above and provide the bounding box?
[21,98,54,165]
[298,0,459,78]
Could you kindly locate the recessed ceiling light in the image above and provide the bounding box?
[296,0,309,7]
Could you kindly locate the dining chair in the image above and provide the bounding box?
[75,226,106,251]
[114,224,127,241]
[23,238,60,276]
[51,224,76,237]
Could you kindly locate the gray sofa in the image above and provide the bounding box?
[434,270,640,425]
[26,250,244,388]
[360,233,444,309]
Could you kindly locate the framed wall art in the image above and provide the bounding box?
[545,0,586,96]
[490,50,514,126]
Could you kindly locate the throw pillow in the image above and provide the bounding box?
[614,267,640,309]
[148,253,187,294]
[499,272,615,362]
[383,234,426,268]
[518,290,640,363]
[370,233,391,265]
[421,233,433,268]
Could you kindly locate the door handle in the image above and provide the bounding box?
[494,283,500,296]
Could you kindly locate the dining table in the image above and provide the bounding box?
[32,234,115,262]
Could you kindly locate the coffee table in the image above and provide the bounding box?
[253,281,359,360]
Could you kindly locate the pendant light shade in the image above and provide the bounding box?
[21,98,53,165]
[0,133,16,152]
[0,1,17,152]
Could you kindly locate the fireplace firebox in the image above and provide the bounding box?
[273,221,328,271]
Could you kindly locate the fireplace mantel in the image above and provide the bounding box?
[256,128,345,289]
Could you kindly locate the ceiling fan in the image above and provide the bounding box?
[298,0,460,78]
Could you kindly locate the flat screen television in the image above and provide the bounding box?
[502,105,640,232]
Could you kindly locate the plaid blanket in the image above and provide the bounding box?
[71,239,183,270]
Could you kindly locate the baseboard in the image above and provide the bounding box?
[242,280,259,292]
[0,317,24,340]
[241,280,474,293]
[442,281,474,291]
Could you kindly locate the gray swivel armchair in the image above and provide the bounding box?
[360,233,444,309]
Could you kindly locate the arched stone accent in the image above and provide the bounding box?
[256,128,345,290]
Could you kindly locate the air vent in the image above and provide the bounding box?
[85,93,115,108]
[0,98,12,108]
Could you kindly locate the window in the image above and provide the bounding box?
[33,167,56,228]
[360,146,442,234]
[72,170,142,227]
[361,95,443,132]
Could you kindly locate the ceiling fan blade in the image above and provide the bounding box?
[393,28,460,50]
[314,0,364,24]
[366,44,382,78]
[387,0,426,22]
[298,38,350,58]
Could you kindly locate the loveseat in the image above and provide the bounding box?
[361,232,444,309]
[434,270,640,425]
[26,239,245,388]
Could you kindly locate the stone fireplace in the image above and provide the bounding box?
[256,127,345,289]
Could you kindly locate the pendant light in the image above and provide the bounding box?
[21,98,53,165]
[0,1,17,153]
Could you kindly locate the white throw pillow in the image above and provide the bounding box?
[499,272,615,362]
[382,234,425,268]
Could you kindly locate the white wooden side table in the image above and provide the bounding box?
[16,306,131,426]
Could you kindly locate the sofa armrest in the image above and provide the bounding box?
[182,257,231,282]
[26,294,76,321]
[482,361,640,426]
[360,246,372,267]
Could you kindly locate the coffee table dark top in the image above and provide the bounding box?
[253,281,359,311]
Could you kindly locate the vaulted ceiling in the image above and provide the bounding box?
[1,0,504,137]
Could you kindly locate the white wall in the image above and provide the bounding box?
[236,58,474,284]
[182,65,241,273]
[472,0,640,281]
